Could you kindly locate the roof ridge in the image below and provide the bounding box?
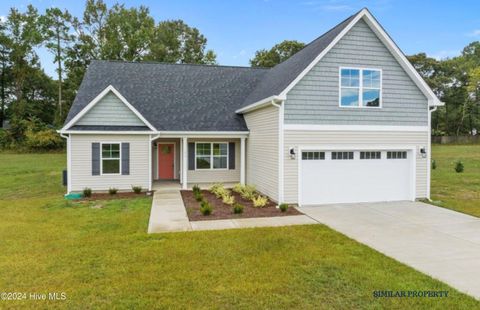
[91,59,270,70]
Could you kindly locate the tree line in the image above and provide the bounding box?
[0,2,478,151]
[0,0,216,150]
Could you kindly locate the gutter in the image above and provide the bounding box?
[236,95,286,114]
[270,99,285,204]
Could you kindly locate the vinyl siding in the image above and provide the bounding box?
[187,138,240,184]
[243,105,279,201]
[76,92,146,126]
[283,130,429,203]
[70,134,150,192]
[284,19,428,126]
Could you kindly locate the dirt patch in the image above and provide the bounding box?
[81,191,154,201]
[181,190,302,221]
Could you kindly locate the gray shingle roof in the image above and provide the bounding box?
[65,10,361,132]
[65,61,269,131]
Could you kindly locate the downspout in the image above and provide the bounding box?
[59,133,71,195]
[271,100,284,204]
[427,106,438,201]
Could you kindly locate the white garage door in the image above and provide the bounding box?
[300,150,414,205]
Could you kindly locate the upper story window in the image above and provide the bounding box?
[340,68,381,108]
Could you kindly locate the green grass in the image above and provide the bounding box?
[0,152,479,308]
[431,144,480,217]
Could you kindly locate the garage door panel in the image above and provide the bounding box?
[301,150,413,205]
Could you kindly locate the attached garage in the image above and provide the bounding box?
[299,148,415,205]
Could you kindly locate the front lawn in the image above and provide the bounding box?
[0,152,479,308]
[431,144,480,217]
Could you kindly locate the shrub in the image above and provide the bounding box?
[192,184,201,194]
[222,194,235,205]
[232,183,245,194]
[209,183,223,194]
[279,203,289,212]
[240,185,256,200]
[83,187,92,198]
[233,203,244,214]
[132,186,142,194]
[194,190,203,202]
[252,195,268,208]
[455,161,464,173]
[108,187,118,195]
[200,200,212,215]
[24,127,63,151]
[431,159,436,170]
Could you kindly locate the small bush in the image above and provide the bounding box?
[232,183,245,194]
[192,184,201,194]
[252,195,268,208]
[83,187,92,198]
[240,185,256,200]
[108,187,118,195]
[279,203,289,212]
[194,190,203,202]
[233,203,244,214]
[222,194,235,205]
[431,159,436,170]
[209,183,224,194]
[132,186,142,194]
[455,161,464,173]
[24,127,63,151]
[200,200,212,215]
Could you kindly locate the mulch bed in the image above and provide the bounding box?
[181,190,302,221]
[81,191,154,201]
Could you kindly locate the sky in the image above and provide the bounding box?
[1,0,479,78]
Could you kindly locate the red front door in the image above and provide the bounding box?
[158,143,174,179]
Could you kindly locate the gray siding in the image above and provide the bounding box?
[284,18,428,126]
[187,138,241,184]
[243,105,279,201]
[76,92,146,126]
[283,130,429,203]
[70,134,150,192]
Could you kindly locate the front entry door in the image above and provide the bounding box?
[158,143,174,179]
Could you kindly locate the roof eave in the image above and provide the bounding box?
[236,95,286,114]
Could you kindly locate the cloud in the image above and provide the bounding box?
[466,29,480,37]
[429,50,460,60]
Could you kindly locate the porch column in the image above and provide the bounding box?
[240,137,246,185]
[182,137,188,189]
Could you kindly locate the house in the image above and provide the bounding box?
[59,8,442,206]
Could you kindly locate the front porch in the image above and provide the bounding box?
[149,134,247,191]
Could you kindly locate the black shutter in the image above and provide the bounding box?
[121,143,130,175]
[92,143,100,175]
[229,142,235,170]
[188,142,195,170]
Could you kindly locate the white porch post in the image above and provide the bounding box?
[179,139,183,183]
[240,137,246,185]
[182,137,188,189]
[148,135,152,191]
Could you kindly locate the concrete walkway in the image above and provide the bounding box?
[300,201,480,300]
[147,187,191,233]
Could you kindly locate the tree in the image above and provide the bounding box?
[0,21,12,128]
[250,40,305,67]
[102,4,155,61]
[149,20,216,64]
[40,8,74,125]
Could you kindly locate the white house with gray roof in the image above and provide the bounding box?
[59,8,442,206]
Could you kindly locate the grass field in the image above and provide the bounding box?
[0,149,479,309]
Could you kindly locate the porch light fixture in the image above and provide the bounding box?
[289,147,296,159]
[420,147,427,158]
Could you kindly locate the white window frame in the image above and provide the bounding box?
[100,142,122,175]
[339,67,382,109]
[194,142,229,170]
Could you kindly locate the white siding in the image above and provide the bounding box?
[283,130,429,203]
[70,134,150,192]
[76,92,146,126]
[187,138,240,184]
[243,105,279,201]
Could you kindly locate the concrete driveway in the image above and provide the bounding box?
[300,201,480,300]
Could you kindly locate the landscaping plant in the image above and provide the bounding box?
[132,186,142,194]
[83,187,92,198]
[279,203,289,212]
[222,194,235,205]
[194,190,203,202]
[431,159,436,170]
[108,188,118,195]
[233,203,244,214]
[252,195,268,208]
[240,185,256,200]
[455,161,464,173]
[200,200,213,215]
[192,184,201,194]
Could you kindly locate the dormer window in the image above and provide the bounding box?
[340,68,381,108]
